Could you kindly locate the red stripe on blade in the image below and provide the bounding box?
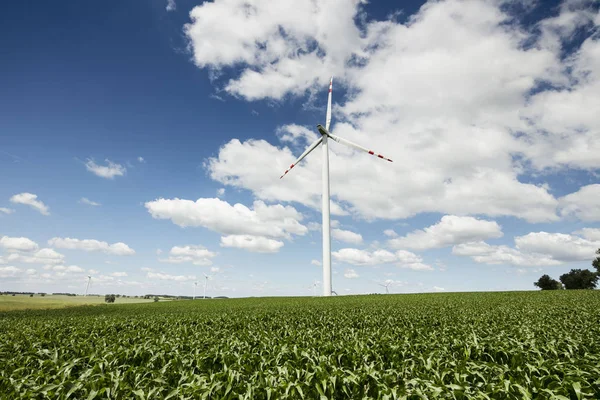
[368,151,374,155]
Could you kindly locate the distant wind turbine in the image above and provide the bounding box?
[311,280,319,297]
[193,281,198,300]
[280,77,393,296]
[379,281,392,294]
[85,275,92,297]
[203,273,210,299]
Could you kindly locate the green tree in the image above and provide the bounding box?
[534,274,562,290]
[559,269,599,290]
[592,248,600,274]
[104,294,116,303]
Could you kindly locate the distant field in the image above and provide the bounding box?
[0,294,153,312]
[1,291,599,398]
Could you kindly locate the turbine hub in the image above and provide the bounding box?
[317,124,328,136]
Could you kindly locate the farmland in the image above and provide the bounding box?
[0,294,154,312]
[1,291,599,399]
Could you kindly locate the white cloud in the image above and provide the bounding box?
[343,268,359,279]
[452,241,562,267]
[276,124,319,146]
[145,198,307,240]
[311,259,322,266]
[186,0,600,224]
[520,10,600,170]
[383,229,398,238]
[0,207,14,215]
[10,193,50,215]
[166,0,176,12]
[0,266,21,278]
[216,188,225,197]
[6,248,64,265]
[514,231,600,262]
[111,272,128,277]
[332,228,363,244]
[388,215,503,250]
[160,245,217,265]
[26,268,37,275]
[48,237,135,256]
[85,159,126,179]
[49,265,85,273]
[574,228,600,242]
[432,286,445,292]
[0,236,39,252]
[137,156,145,163]
[558,185,600,221]
[88,269,99,274]
[80,197,101,206]
[220,234,284,253]
[332,248,432,270]
[210,266,220,273]
[147,272,194,282]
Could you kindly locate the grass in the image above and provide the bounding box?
[1,291,599,398]
[0,294,153,312]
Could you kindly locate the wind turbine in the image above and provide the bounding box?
[311,280,319,297]
[193,281,198,300]
[85,275,92,297]
[379,281,392,294]
[203,273,210,299]
[280,77,393,296]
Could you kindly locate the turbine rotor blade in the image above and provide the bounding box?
[325,76,333,131]
[327,133,393,162]
[279,136,323,179]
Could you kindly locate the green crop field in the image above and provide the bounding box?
[0,294,154,312]
[1,291,599,399]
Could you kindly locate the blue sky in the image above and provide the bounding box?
[1,0,599,297]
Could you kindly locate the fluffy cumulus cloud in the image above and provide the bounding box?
[0,236,39,252]
[558,185,600,221]
[388,215,503,250]
[383,229,398,238]
[332,248,433,270]
[452,230,600,266]
[10,193,50,215]
[166,0,176,12]
[5,248,65,265]
[147,272,195,282]
[0,207,14,215]
[48,237,135,256]
[0,266,21,278]
[344,268,359,279]
[514,232,599,262]
[160,245,217,265]
[146,197,308,252]
[453,241,562,267]
[186,0,600,224]
[220,235,284,253]
[44,265,85,273]
[85,159,126,179]
[575,228,600,241]
[332,228,363,245]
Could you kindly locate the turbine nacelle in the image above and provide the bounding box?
[317,124,329,136]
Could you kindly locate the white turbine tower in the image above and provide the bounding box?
[193,281,198,300]
[280,77,393,296]
[85,275,92,297]
[379,281,392,294]
[311,280,319,297]
[203,273,210,299]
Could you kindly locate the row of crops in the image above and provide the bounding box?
[1,291,599,399]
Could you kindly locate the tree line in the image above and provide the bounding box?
[534,249,600,290]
